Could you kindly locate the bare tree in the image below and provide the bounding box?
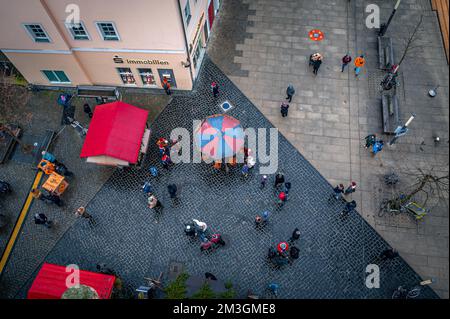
[381,15,425,90]
[397,14,424,67]
[384,166,449,213]
[0,70,33,153]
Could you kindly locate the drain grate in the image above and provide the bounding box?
[220,100,234,112]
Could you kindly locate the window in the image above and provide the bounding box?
[24,24,50,42]
[42,70,70,83]
[66,22,90,40]
[138,68,156,86]
[117,68,135,84]
[184,1,192,26]
[96,22,119,41]
[193,33,204,68]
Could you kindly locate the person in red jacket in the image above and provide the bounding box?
[162,78,171,95]
[341,54,352,72]
[278,191,287,206]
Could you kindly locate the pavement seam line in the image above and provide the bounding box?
[0,171,43,276]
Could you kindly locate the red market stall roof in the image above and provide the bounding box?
[80,101,149,164]
[27,263,115,299]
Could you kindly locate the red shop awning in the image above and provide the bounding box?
[80,101,149,164]
[27,263,115,299]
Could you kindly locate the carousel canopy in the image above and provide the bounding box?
[27,263,115,299]
[80,101,148,164]
[195,114,244,160]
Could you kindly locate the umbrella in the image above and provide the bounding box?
[195,114,244,161]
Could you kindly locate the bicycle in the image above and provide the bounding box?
[392,279,434,299]
[379,198,427,221]
[378,199,405,217]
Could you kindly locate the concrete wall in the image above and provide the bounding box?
[2,52,91,85]
[44,0,186,51]
[0,0,69,51]
[0,0,222,89]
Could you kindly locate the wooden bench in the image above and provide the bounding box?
[378,36,395,70]
[432,0,449,63]
[76,86,120,101]
[0,124,21,164]
[381,94,400,134]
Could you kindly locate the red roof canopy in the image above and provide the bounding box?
[80,101,149,164]
[27,263,115,299]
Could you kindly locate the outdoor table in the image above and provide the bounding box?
[42,172,68,196]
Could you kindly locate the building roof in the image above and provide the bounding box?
[80,101,149,164]
[27,263,115,299]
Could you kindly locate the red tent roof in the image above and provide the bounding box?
[80,101,149,164]
[27,263,115,299]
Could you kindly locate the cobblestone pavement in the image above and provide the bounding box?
[2,57,438,299]
[207,0,449,297]
[0,90,168,297]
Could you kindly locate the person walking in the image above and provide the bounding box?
[274,172,285,188]
[148,194,163,209]
[31,188,44,201]
[47,193,64,207]
[161,153,172,169]
[284,182,292,195]
[34,213,53,228]
[286,84,295,103]
[41,151,57,164]
[163,78,171,95]
[242,164,250,177]
[330,184,345,201]
[255,211,270,229]
[42,151,70,175]
[143,181,153,195]
[341,200,357,218]
[260,175,268,189]
[149,166,158,177]
[167,184,178,199]
[280,102,289,117]
[312,58,322,75]
[290,228,301,242]
[211,81,219,98]
[372,140,384,155]
[380,248,399,261]
[289,246,300,260]
[344,182,357,195]
[75,206,96,227]
[193,219,207,241]
[341,54,352,72]
[32,189,63,207]
[83,103,93,118]
[364,134,377,149]
[278,191,287,206]
[354,55,365,77]
[55,162,73,177]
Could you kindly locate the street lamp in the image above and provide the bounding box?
[379,0,402,37]
[389,113,416,145]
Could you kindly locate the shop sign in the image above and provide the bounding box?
[113,56,169,65]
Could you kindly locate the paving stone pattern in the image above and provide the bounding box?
[207,0,449,298]
[8,57,438,299]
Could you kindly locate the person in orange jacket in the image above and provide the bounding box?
[354,55,365,77]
